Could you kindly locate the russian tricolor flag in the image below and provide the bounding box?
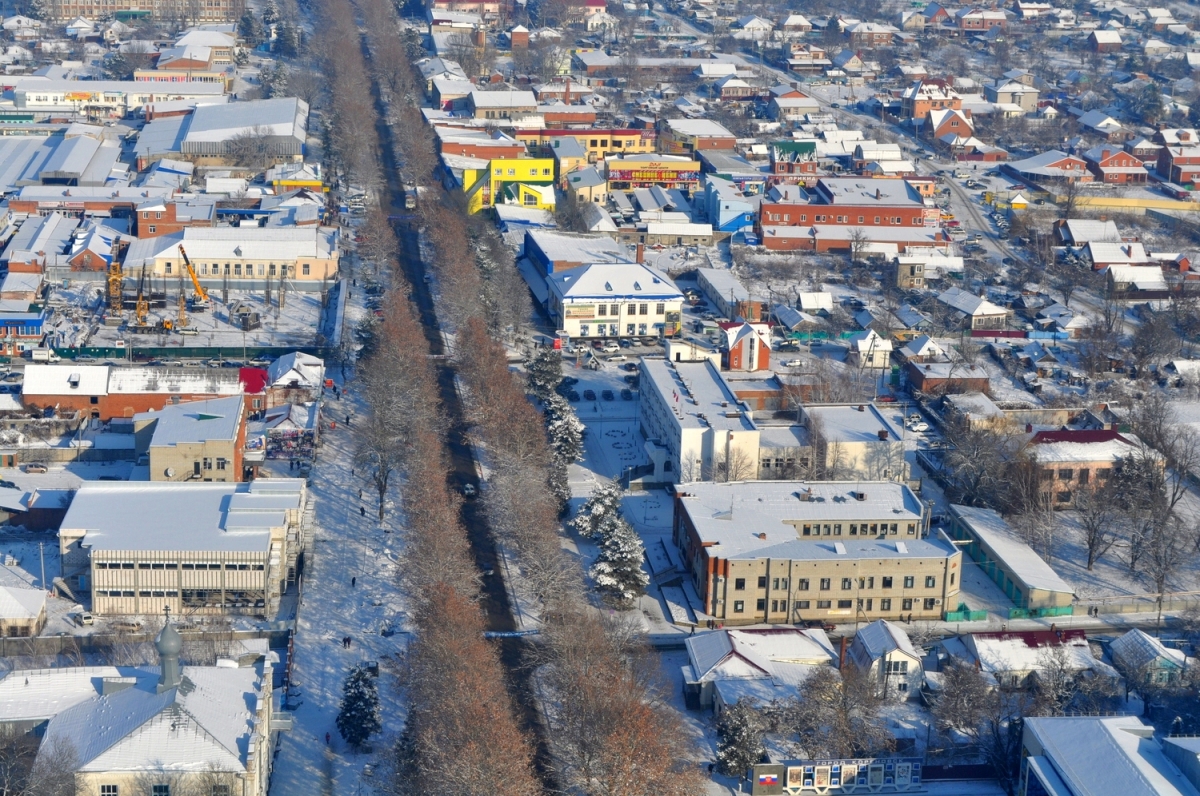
[758,773,779,785]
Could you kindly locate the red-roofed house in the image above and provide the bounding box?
[1027,429,1151,506]
[1084,146,1149,183]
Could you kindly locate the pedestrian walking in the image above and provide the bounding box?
[351,468,355,476]
[360,506,366,517]
[325,732,330,745]
[351,576,356,588]
[358,489,363,500]
[346,414,351,425]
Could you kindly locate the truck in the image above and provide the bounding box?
[403,183,418,210]
[30,349,60,363]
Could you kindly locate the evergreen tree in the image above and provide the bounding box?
[262,62,289,98]
[544,394,583,465]
[27,0,52,21]
[238,10,265,46]
[336,664,382,748]
[589,515,648,606]
[275,19,302,57]
[261,0,281,27]
[526,347,563,400]
[715,700,766,777]
[569,477,624,539]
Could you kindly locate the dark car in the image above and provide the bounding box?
[567,390,580,402]
[619,339,633,348]
[561,376,579,387]
[601,389,615,401]
[221,360,244,368]
[623,362,638,372]
[623,375,639,386]
[592,340,604,350]
[620,388,633,400]
[583,389,597,401]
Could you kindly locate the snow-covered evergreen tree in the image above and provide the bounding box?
[526,347,563,400]
[570,477,624,539]
[715,699,766,777]
[589,516,648,606]
[274,19,302,57]
[547,462,571,510]
[544,394,583,465]
[336,664,382,748]
[261,0,281,27]
[28,0,52,21]
[261,62,289,98]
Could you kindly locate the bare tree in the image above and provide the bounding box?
[225,125,277,173]
[1073,488,1122,570]
[773,665,892,759]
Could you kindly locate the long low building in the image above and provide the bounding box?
[22,364,258,420]
[674,480,959,625]
[58,479,307,617]
[9,79,226,117]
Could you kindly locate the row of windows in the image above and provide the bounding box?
[1051,467,1110,482]
[596,303,666,317]
[164,262,311,276]
[97,589,180,597]
[492,166,552,177]
[96,562,264,571]
[734,574,940,591]
[765,212,923,226]
[733,596,940,613]
[103,785,229,796]
[578,323,655,337]
[801,522,917,536]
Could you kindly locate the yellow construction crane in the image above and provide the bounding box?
[177,245,210,311]
[134,263,149,328]
[106,237,123,315]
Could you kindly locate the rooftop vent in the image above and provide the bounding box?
[896,541,909,554]
[878,430,889,441]
[834,542,847,555]
[854,491,866,501]
[604,281,613,291]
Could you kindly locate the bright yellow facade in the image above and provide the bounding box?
[514,129,658,162]
[463,157,556,214]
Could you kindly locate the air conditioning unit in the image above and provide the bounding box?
[934,599,943,606]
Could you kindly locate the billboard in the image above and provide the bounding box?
[65,92,94,101]
[608,164,700,183]
[564,304,596,319]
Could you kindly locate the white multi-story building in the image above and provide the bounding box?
[546,262,684,340]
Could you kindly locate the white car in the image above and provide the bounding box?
[781,359,804,368]
[601,341,620,353]
[607,354,628,362]
[908,422,930,433]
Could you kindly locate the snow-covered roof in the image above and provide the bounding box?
[1062,219,1120,244]
[0,666,145,723]
[1107,265,1168,291]
[966,630,1109,676]
[950,505,1075,595]
[0,585,44,620]
[40,663,266,774]
[123,226,337,267]
[546,262,682,301]
[1024,715,1200,796]
[848,620,920,667]
[60,479,305,553]
[136,395,243,448]
[937,286,1008,318]
[106,366,244,396]
[686,627,836,686]
[21,364,109,398]
[1110,628,1188,672]
[1087,240,1150,265]
[267,351,324,389]
[1029,429,1144,464]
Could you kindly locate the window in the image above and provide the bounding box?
[302,263,310,275]
[924,598,937,610]
[216,458,227,471]
[523,193,537,206]
[733,600,744,613]
[819,578,831,590]
[837,599,852,609]
[638,303,648,315]
[609,304,618,315]
[796,600,810,609]
[655,303,664,314]
[598,305,607,317]
[1056,491,1072,503]
[1058,469,1073,481]
[734,578,746,590]
[757,576,767,589]
[850,524,858,535]
[756,599,766,611]
[882,577,893,589]
[153,787,170,796]
[101,787,119,796]
[772,577,788,591]
[771,599,787,612]
[1097,468,1111,479]
[880,598,892,610]
[841,578,852,590]
[885,660,908,674]
[148,225,156,234]
[234,264,242,276]
[816,600,831,609]
[1079,469,1090,484]
[950,572,955,585]
[165,263,172,274]
[797,579,809,591]
[903,576,914,588]
[902,598,913,611]
[925,576,936,588]
[203,458,212,470]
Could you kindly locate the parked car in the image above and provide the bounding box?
[908,422,930,433]
[23,463,47,474]
[781,359,804,368]
[567,390,580,402]
[619,339,633,348]
[601,341,620,353]
[584,389,597,401]
[608,354,628,363]
[623,362,638,372]
[601,390,615,401]
[620,388,633,400]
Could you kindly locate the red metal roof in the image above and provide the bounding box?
[238,367,268,395]
[1030,429,1131,445]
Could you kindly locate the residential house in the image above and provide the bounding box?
[1106,264,1169,298]
[937,286,1010,329]
[905,361,992,394]
[957,8,1008,30]
[682,628,836,712]
[265,352,324,408]
[846,21,898,46]
[1158,145,1200,185]
[901,80,962,123]
[953,629,1117,689]
[1084,145,1148,183]
[846,620,925,699]
[0,585,46,637]
[1026,429,1148,506]
[1110,629,1193,685]
[1085,240,1152,270]
[985,81,1039,113]
[847,328,893,369]
[1089,29,1123,51]
[722,322,771,371]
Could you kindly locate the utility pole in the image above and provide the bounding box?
[39,542,45,592]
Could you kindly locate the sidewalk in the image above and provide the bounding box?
[267,392,409,795]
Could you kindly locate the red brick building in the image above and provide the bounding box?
[759,178,931,231]
[1157,145,1200,185]
[1083,146,1148,183]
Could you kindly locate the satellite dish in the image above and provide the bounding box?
[165,467,175,478]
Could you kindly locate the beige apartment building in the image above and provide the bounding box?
[674,481,961,625]
[41,0,244,24]
[134,394,246,482]
[59,479,306,617]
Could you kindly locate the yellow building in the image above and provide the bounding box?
[514,128,658,162]
[463,156,556,214]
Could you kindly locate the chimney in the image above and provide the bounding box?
[1026,423,1033,432]
[758,532,767,540]
[473,27,485,46]
[858,405,866,411]
[878,429,889,441]
[875,188,882,199]
[564,78,571,105]
[636,243,645,263]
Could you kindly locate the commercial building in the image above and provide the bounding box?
[21,364,253,421]
[546,262,683,339]
[758,178,937,234]
[38,0,243,22]
[1025,429,1147,507]
[122,226,340,287]
[11,79,226,117]
[135,98,308,167]
[658,118,737,154]
[524,229,631,274]
[673,480,959,625]
[1021,716,1200,796]
[59,479,307,617]
[606,154,701,191]
[459,156,556,214]
[134,395,247,482]
[947,505,1074,611]
[515,127,657,160]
